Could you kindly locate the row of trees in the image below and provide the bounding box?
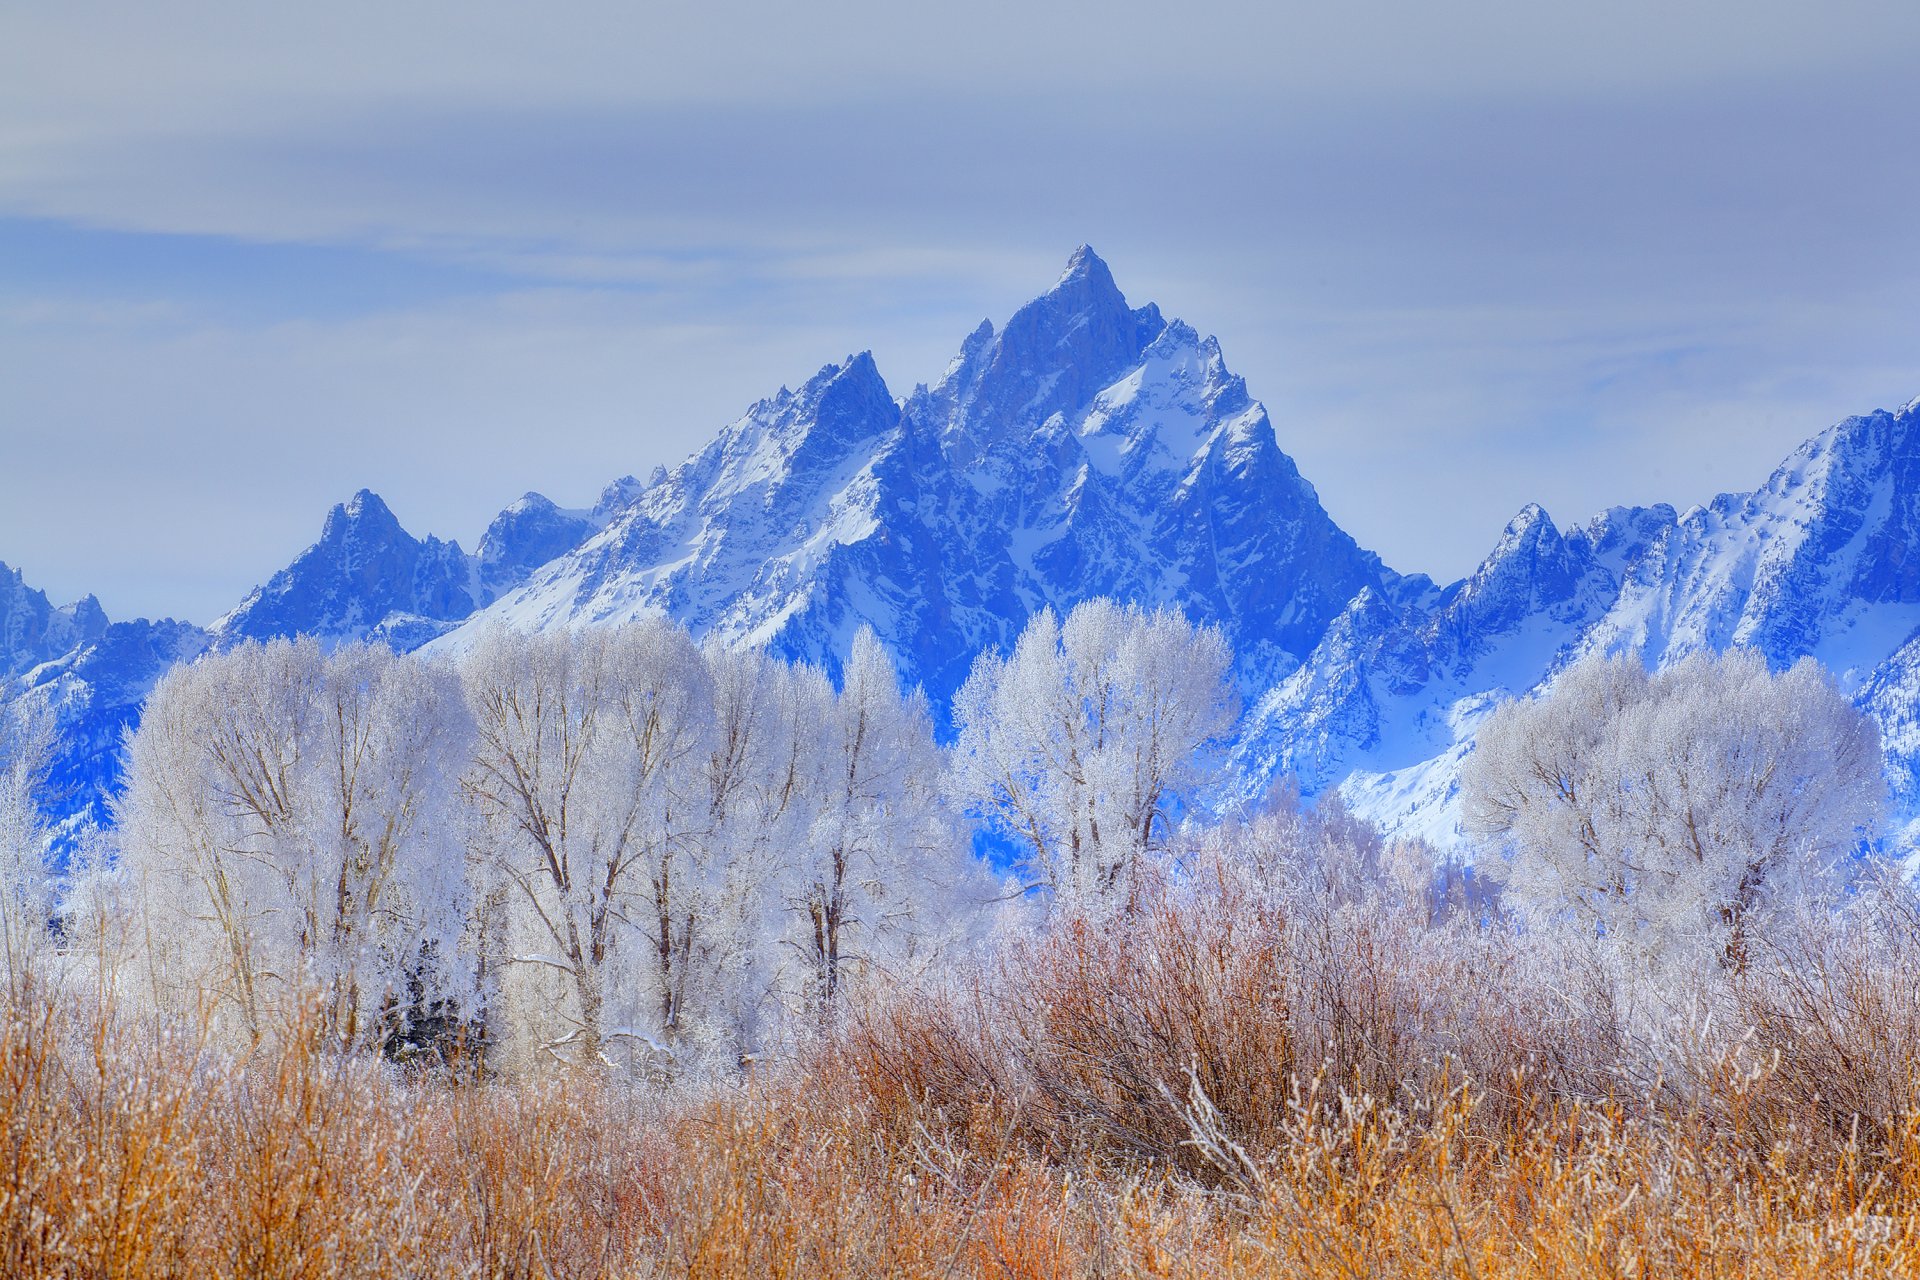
[1,597,1895,1071]
[68,602,1236,1071]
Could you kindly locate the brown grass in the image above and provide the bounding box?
[7,874,1920,1278]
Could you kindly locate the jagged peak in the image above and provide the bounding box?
[784,351,889,405]
[1580,503,1677,554]
[595,474,648,522]
[64,593,109,632]
[919,249,1170,452]
[0,562,37,608]
[322,488,406,542]
[1466,505,1573,586]
[1149,317,1202,350]
[838,349,886,386]
[1499,502,1557,542]
[801,352,896,434]
[1029,246,1130,324]
[1056,244,1114,289]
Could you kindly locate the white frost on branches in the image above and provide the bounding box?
[950,600,1236,911]
[0,702,56,988]
[116,639,473,1048]
[1462,649,1883,964]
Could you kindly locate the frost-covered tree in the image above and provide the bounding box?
[466,624,986,1066]
[117,639,473,1047]
[785,628,956,1022]
[0,701,57,989]
[1462,649,1883,963]
[461,622,712,1068]
[951,600,1236,910]
[667,642,808,1054]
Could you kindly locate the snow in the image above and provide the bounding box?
[15,250,1920,861]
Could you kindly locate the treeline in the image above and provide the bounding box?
[0,596,1900,1078]
[3,601,1241,1073]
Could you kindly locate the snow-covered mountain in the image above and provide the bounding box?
[214,480,642,651]
[0,563,108,681]
[1239,397,1920,845]
[442,247,1398,709]
[9,247,1920,855]
[4,480,639,835]
[12,617,209,830]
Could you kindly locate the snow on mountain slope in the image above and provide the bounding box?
[1241,398,1920,846]
[0,563,108,681]
[464,350,909,657]
[1,478,640,838]
[12,617,209,831]
[12,249,1920,858]
[476,478,643,599]
[445,247,1396,707]
[0,558,209,836]
[215,479,642,651]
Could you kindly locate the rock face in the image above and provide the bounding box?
[212,489,480,648]
[213,479,644,651]
[10,249,1920,853]
[449,247,1396,712]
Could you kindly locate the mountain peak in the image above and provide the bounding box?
[0,561,112,681]
[1501,502,1555,540]
[218,490,473,646]
[324,488,402,542]
[1037,245,1128,321]
[920,248,1167,452]
[1057,244,1113,287]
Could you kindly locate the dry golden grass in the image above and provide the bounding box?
[7,876,1920,1278]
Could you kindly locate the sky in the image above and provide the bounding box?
[3,1,1920,624]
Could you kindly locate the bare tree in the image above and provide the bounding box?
[460,622,711,1067]
[0,700,57,990]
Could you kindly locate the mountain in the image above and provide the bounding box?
[213,480,643,652]
[445,247,1398,708]
[1238,397,1920,846]
[10,616,209,831]
[476,479,641,600]
[0,558,207,835]
[11,247,1920,857]
[3,478,640,839]
[0,563,108,681]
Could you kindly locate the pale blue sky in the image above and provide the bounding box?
[3,1,1919,622]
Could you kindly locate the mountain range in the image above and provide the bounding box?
[7,248,1920,849]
